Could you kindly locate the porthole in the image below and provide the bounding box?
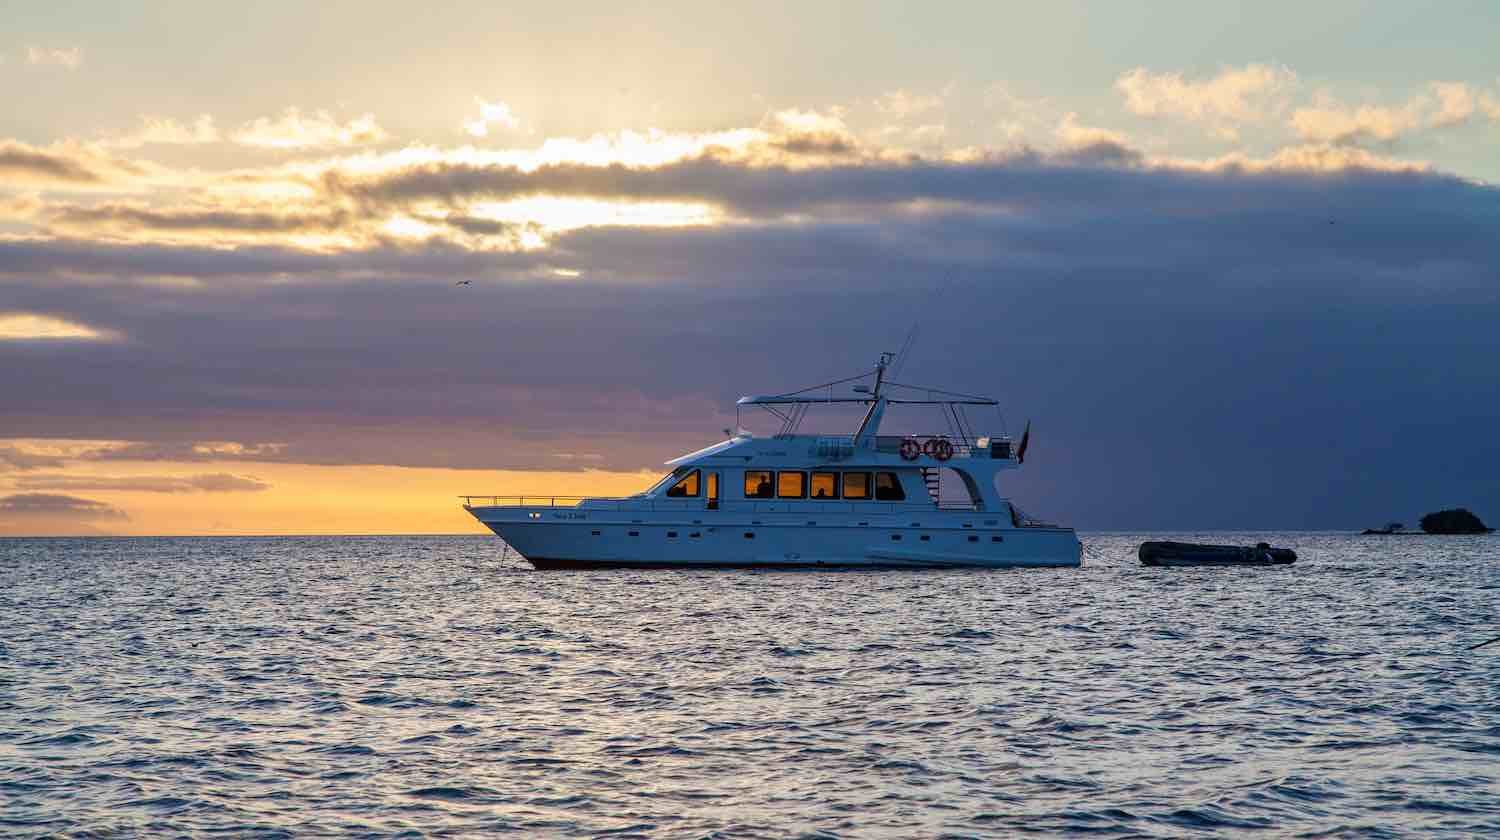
[629,530,640,537]
[744,532,755,539]
[667,531,678,538]
[891,534,902,541]
[968,535,978,543]
[591,530,601,536]
[991,536,1003,543]
[919,535,931,542]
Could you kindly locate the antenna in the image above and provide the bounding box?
[888,323,919,382]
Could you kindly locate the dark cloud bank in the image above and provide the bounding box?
[0,493,127,520]
[3,158,1497,528]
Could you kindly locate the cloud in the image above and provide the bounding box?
[464,98,521,137]
[2,85,1499,526]
[748,109,863,161]
[1429,82,1476,127]
[1050,114,1143,165]
[873,89,946,119]
[103,114,220,149]
[1483,91,1500,121]
[0,312,115,341]
[45,202,353,240]
[1116,63,1295,137]
[1430,81,1500,126]
[0,445,67,471]
[87,441,290,463]
[0,140,118,185]
[1286,80,1500,145]
[0,493,125,519]
[12,473,270,493]
[25,46,82,69]
[232,108,388,149]
[1289,94,1427,145]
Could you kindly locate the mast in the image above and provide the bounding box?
[852,352,894,449]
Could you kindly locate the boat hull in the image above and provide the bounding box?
[471,507,1081,569]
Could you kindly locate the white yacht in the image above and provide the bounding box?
[463,353,1081,569]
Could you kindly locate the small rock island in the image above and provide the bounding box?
[1418,508,1494,534]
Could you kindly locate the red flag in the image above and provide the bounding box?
[1017,420,1031,464]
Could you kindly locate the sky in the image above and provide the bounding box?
[2,1,1498,535]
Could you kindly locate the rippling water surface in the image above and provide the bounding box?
[2,533,1498,837]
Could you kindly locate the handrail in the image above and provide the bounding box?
[459,495,985,513]
[770,432,1008,457]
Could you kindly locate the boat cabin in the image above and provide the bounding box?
[633,351,1025,515]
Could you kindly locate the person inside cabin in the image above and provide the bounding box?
[814,487,829,498]
[756,477,772,497]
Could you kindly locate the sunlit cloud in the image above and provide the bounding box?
[25,45,82,69]
[78,440,292,462]
[1290,95,1427,145]
[232,108,388,149]
[467,196,719,233]
[43,200,355,248]
[3,66,1498,270]
[13,472,270,493]
[464,98,521,137]
[1053,113,1141,165]
[0,139,148,188]
[1428,81,1500,126]
[103,114,221,149]
[0,312,115,341]
[1116,63,1296,138]
[0,444,68,471]
[1180,143,1428,174]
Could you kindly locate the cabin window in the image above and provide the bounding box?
[842,472,872,500]
[665,469,700,498]
[744,470,773,499]
[777,471,806,499]
[875,472,905,501]
[810,471,838,499]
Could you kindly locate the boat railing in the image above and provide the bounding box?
[460,495,986,514]
[460,495,598,508]
[782,433,1009,460]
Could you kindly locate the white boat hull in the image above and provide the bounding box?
[470,506,1081,569]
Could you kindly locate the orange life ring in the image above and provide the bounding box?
[931,438,954,461]
[898,438,921,460]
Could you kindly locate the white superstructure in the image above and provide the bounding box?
[463,353,1081,569]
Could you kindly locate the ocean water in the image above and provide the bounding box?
[1,533,1497,838]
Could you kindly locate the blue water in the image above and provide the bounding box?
[1,533,1497,837]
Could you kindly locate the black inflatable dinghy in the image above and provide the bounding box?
[1139,541,1296,567]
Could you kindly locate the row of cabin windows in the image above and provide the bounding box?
[665,468,906,501]
[744,470,906,501]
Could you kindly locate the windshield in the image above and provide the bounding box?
[645,468,688,496]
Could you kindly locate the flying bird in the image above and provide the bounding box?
[455,280,472,286]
